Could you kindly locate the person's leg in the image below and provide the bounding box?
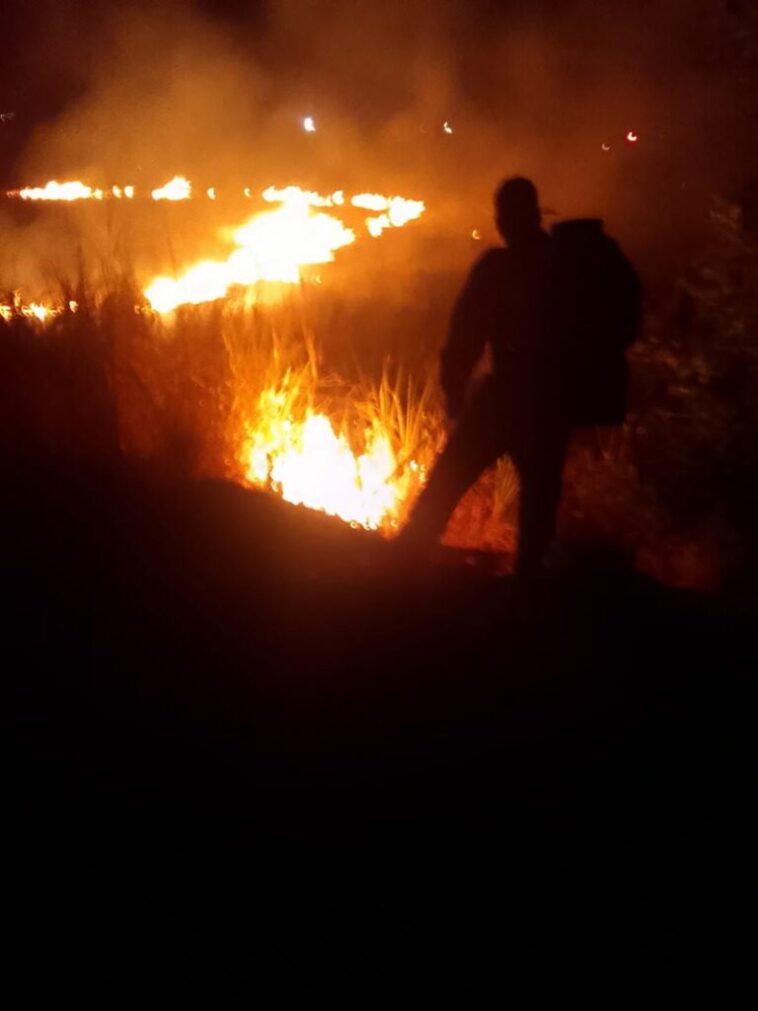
[512,425,569,577]
[401,407,506,548]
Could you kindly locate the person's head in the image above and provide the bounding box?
[494,176,542,244]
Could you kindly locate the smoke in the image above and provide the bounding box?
[2,0,755,293]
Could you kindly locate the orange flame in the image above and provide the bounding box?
[0,299,56,321]
[245,389,414,530]
[144,187,356,313]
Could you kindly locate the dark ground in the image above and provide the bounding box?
[4,454,753,1006]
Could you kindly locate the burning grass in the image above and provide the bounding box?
[0,279,519,545]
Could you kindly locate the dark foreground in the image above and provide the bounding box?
[5,456,752,1006]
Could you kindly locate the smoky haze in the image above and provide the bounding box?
[1,0,754,293]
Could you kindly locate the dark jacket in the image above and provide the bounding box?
[440,230,562,421]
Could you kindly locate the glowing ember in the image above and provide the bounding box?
[625,131,639,143]
[245,392,410,529]
[207,187,217,200]
[151,175,192,201]
[303,116,316,133]
[144,188,356,313]
[443,121,454,134]
[16,180,104,201]
[124,185,135,199]
[601,143,611,152]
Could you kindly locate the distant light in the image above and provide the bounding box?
[0,111,15,123]
[626,130,639,143]
[443,121,454,135]
[601,143,611,152]
[471,229,481,240]
[303,116,316,133]
[207,187,216,200]
[244,187,252,198]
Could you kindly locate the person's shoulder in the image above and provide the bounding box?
[469,247,509,281]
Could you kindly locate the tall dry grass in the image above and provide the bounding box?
[1,278,519,540]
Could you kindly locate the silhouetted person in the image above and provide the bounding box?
[401,177,569,576]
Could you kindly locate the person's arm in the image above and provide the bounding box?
[439,253,497,420]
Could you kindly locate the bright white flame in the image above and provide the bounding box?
[358,193,426,237]
[387,196,425,227]
[366,214,390,238]
[17,180,104,201]
[303,116,316,133]
[246,398,409,530]
[352,193,390,212]
[262,185,335,208]
[151,175,191,201]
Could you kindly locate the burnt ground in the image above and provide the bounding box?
[4,454,752,1006]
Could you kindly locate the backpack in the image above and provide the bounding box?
[550,219,642,426]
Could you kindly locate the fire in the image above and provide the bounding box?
[17,180,104,201]
[1,299,55,321]
[302,116,316,133]
[352,193,426,237]
[625,130,639,143]
[245,390,411,530]
[144,187,356,313]
[9,179,136,201]
[262,185,341,208]
[151,175,192,201]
